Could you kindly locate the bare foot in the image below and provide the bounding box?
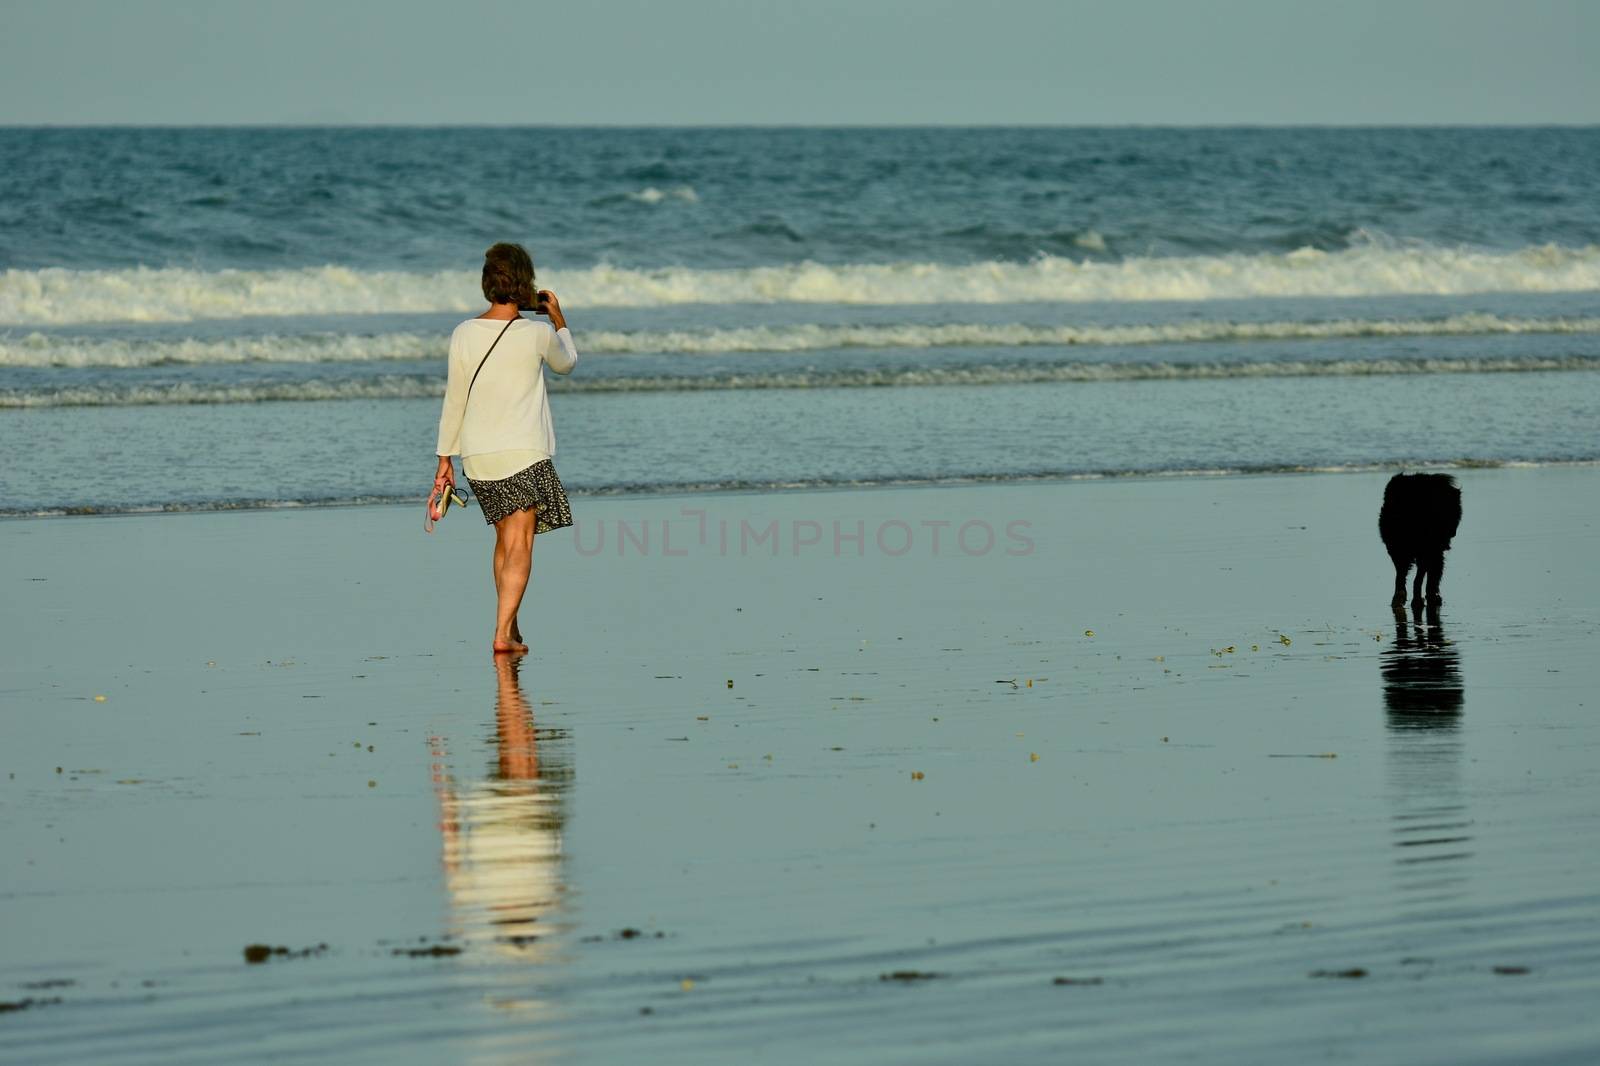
[493,623,529,654]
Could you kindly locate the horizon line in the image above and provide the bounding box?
[2,121,1597,131]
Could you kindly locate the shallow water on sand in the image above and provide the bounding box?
[3,470,1599,1063]
[5,127,1600,515]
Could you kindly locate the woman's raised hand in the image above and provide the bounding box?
[537,289,567,330]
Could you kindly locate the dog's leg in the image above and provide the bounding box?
[1390,554,1409,607]
[1391,604,1411,645]
[1424,552,1445,606]
[1412,560,1426,606]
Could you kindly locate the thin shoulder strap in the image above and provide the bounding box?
[465,317,518,402]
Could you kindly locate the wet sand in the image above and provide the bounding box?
[3,468,1599,1064]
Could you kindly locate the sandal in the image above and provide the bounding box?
[424,481,468,533]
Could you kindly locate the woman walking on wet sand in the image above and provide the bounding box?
[433,243,579,655]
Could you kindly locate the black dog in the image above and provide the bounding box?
[1378,473,1462,607]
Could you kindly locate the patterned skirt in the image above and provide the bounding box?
[467,458,574,532]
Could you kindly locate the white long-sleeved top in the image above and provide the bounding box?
[435,318,578,467]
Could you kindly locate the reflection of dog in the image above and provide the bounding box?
[1379,473,1462,607]
[1382,603,1464,721]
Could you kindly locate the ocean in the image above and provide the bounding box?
[2,126,1597,515]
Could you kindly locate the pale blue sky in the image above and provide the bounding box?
[1,0,1594,125]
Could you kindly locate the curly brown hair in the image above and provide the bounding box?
[481,243,536,308]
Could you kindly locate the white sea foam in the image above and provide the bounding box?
[6,314,1599,367]
[0,265,478,325]
[5,243,1599,324]
[626,185,698,204]
[0,332,446,368]
[1073,230,1108,252]
[6,355,1596,407]
[0,377,445,408]
[583,314,1600,355]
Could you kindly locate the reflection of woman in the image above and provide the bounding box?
[433,243,579,655]
[431,655,568,958]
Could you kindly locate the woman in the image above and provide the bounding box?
[434,242,579,655]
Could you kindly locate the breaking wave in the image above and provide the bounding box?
[588,185,700,207]
[7,354,1597,408]
[6,313,1599,367]
[4,242,1599,324]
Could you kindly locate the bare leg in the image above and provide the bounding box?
[492,534,525,645]
[507,511,537,645]
[490,536,518,647]
[491,507,537,654]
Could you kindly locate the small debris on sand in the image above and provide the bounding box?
[880,970,942,982]
[910,770,925,780]
[244,943,329,964]
[1052,976,1103,986]
[0,997,63,1013]
[1309,968,1367,979]
[392,945,461,958]
[1493,966,1531,975]
[587,928,667,943]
